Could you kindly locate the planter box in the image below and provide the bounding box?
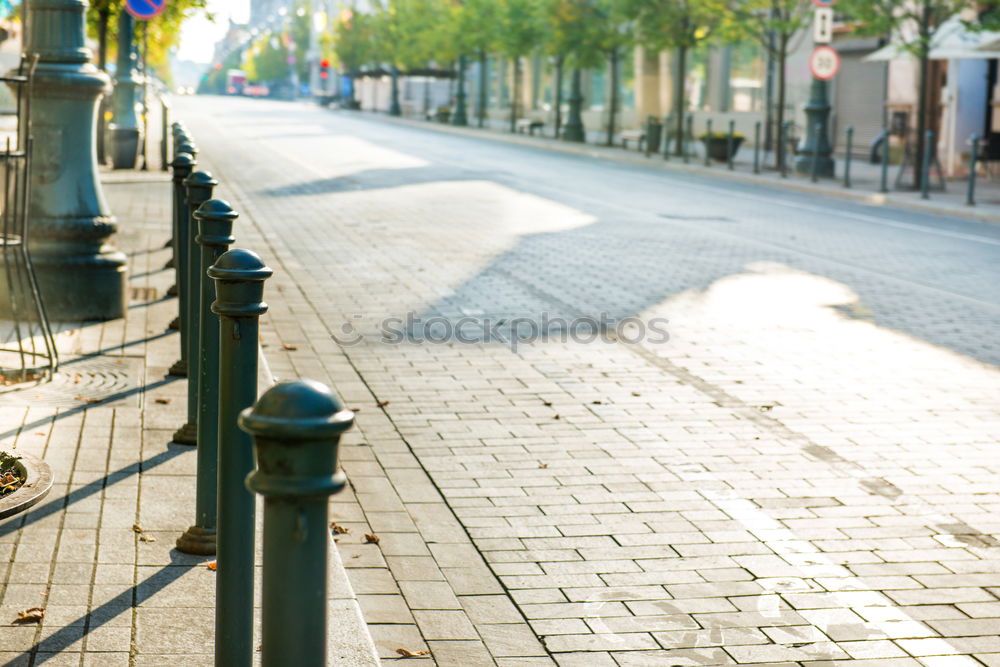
[702,136,744,161]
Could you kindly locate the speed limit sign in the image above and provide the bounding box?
[809,45,841,80]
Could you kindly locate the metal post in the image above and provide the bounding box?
[921,129,933,200]
[167,153,195,378]
[22,0,127,321]
[811,122,821,183]
[171,170,216,429]
[452,54,468,126]
[780,122,789,178]
[644,116,653,158]
[683,115,692,164]
[843,126,853,188]
[795,77,834,177]
[562,68,585,142]
[160,98,170,172]
[967,134,979,206]
[704,119,712,167]
[753,121,761,174]
[176,199,236,555]
[727,120,735,171]
[663,113,672,160]
[241,380,354,667]
[880,129,890,193]
[211,248,273,666]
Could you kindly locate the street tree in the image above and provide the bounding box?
[724,0,812,170]
[449,0,501,127]
[496,0,546,133]
[333,4,376,104]
[545,0,636,145]
[837,0,1000,188]
[625,0,727,155]
[87,0,210,78]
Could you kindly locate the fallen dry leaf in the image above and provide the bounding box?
[538,463,548,469]
[205,561,217,571]
[376,400,390,407]
[132,524,143,533]
[280,343,298,351]
[631,392,641,396]
[542,401,553,407]
[591,400,603,405]
[13,607,44,624]
[364,533,380,544]
[139,534,157,543]
[395,648,430,658]
[330,523,350,535]
[154,398,171,405]
[75,396,102,404]
[553,414,561,420]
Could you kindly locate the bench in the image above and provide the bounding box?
[621,129,645,151]
[516,118,544,136]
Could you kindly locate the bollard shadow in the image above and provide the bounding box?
[58,331,175,364]
[257,165,487,198]
[12,553,208,665]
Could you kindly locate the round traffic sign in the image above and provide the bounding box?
[125,0,167,20]
[809,45,841,80]
[812,0,834,6]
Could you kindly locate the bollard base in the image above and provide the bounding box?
[172,422,197,446]
[167,359,187,377]
[167,317,180,331]
[176,525,216,555]
[166,283,177,297]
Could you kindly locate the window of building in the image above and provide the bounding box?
[730,42,765,112]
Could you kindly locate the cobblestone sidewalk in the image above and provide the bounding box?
[179,95,1000,667]
[0,167,378,665]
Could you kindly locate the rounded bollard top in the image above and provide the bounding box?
[209,248,273,318]
[184,170,218,190]
[239,379,354,442]
[171,152,195,170]
[177,141,198,157]
[194,199,237,248]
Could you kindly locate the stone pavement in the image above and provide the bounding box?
[171,95,1000,666]
[0,163,379,664]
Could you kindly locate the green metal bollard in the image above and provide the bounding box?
[704,119,712,167]
[880,129,890,193]
[176,199,237,555]
[644,116,653,158]
[727,120,735,171]
[662,114,672,160]
[753,121,761,174]
[167,153,195,377]
[921,129,933,200]
[211,248,272,666]
[780,122,790,178]
[844,126,854,188]
[811,122,821,183]
[967,134,979,206]
[683,115,692,164]
[161,99,170,172]
[241,380,354,667]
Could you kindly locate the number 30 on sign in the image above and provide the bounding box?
[809,45,841,81]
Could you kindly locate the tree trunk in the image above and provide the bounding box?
[477,50,487,128]
[914,1,932,190]
[554,56,563,139]
[606,49,618,147]
[97,8,110,71]
[673,46,687,156]
[775,35,788,170]
[509,58,519,133]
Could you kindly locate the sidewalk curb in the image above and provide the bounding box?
[336,108,999,226]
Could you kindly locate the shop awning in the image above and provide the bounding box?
[863,17,1000,61]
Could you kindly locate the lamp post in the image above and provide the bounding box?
[23,0,127,321]
[109,9,142,169]
[452,55,469,126]
[562,68,585,142]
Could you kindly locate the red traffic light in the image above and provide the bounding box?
[320,72,329,79]
[320,59,330,69]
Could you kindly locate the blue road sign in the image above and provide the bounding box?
[126,0,167,20]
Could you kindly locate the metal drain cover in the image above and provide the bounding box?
[0,356,143,408]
